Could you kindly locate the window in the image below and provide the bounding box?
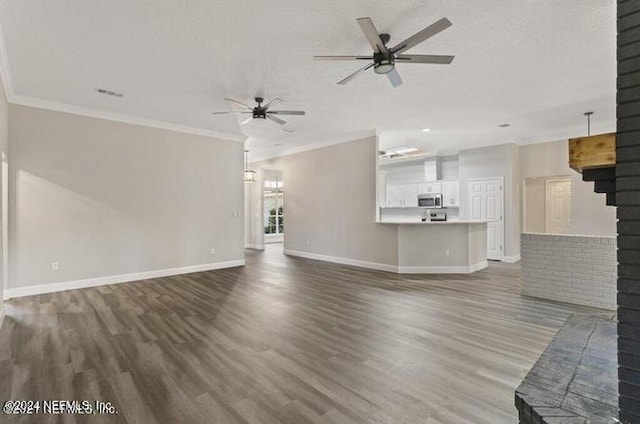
[264,174,284,235]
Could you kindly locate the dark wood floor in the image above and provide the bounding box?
[0,245,600,423]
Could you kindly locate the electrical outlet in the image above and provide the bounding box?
[51,261,59,271]
[444,249,451,257]
[210,248,215,255]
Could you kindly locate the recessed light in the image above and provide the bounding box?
[421,128,431,132]
[499,123,510,128]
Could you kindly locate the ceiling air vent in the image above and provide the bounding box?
[95,88,124,98]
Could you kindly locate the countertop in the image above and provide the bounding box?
[376,220,486,225]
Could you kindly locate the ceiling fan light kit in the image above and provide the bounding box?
[314,16,455,87]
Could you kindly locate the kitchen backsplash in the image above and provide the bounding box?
[379,207,460,222]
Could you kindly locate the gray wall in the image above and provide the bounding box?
[8,105,244,290]
[458,143,521,259]
[520,140,616,236]
[0,75,7,302]
[523,177,547,233]
[247,136,398,266]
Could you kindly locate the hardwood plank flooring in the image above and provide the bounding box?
[0,245,602,423]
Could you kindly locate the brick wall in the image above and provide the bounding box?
[618,1,640,421]
[521,233,617,310]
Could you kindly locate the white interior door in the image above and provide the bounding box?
[468,178,503,261]
[545,179,572,234]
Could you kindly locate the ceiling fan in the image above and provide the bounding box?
[314,17,455,87]
[212,97,306,125]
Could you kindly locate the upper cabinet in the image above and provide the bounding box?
[424,157,441,181]
[387,181,459,208]
[386,184,418,207]
[441,181,460,208]
[417,182,442,195]
[379,154,460,208]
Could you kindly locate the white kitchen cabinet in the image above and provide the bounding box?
[442,181,460,208]
[386,185,402,207]
[386,184,418,207]
[417,182,442,195]
[399,184,418,207]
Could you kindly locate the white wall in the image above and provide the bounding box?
[8,105,245,292]
[459,143,521,260]
[0,74,7,303]
[246,136,398,266]
[520,140,616,237]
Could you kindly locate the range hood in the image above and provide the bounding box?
[424,156,441,181]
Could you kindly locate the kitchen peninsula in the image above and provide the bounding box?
[376,150,489,273]
[377,220,487,273]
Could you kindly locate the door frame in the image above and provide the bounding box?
[544,178,572,234]
[467,177,505,261]
[260,166,285,246]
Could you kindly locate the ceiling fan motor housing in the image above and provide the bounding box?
[253,108,267,119]
[373,52,395,74]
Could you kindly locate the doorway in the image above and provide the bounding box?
[545,179,572,234]
[468,178,504,261]
[523,176,572,235]
[262,169,284,244]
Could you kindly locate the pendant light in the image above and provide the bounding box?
[584,111,593,136]
[243,150,256,183]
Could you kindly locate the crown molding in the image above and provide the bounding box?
[10,95,247,142]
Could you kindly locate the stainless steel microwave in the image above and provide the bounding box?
[417,193,443,208]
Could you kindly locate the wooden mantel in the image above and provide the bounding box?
[568,133,616,172]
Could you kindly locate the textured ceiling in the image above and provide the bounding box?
[0,0,616,160]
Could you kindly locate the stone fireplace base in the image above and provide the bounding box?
[515,313,618,423]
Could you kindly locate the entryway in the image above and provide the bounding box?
[263,169,284,245]
[523,176,573,235]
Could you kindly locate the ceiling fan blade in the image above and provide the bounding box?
[387,68,403,87]
[211,111,252,115]
[337,62,374,85]
[357,17,387,53]
[390,18,453,54]
[224,98,252,109]
[395,54,455,64]
[240,116,254,125]
[313,55,373,61]
[263,97,284,109]
[266,114,287,125]
[268,111,306,116]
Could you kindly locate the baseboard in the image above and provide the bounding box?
[503,255,521,263]
[283,249,397,273]
[245,244,265,250]
[397,261,488,274]
[283,249,488,275]
[3,259,245,299]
